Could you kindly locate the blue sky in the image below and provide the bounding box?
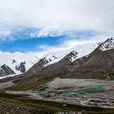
[0,30,100,52]
[0,0,113,53]
[0,36,62,52]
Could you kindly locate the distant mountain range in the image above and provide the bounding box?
[0,38,114,83]
[13,40,98,77]
[3,38,114,90]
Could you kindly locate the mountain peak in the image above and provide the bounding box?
[64,50,78,62]
[98,38,114,51]
[0,64,15,76]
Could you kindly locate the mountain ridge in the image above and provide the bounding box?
[5,38,114,91]
[1,38,114,84]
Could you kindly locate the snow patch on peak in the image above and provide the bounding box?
[64,50,78,62]
[44,55,58,66]
[99,38,114,51]
[42,53,70,67]
[67,42,98,62]
[69,51,78,62]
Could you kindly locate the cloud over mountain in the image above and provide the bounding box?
[0,0,114,37]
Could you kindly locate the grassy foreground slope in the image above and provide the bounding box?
[0,91,114,114]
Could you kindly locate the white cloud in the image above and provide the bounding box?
[0,30,11,37]
[0,0,114,37]
[30,26,63,37]
[0,0,113,69]
[38,34,109,54]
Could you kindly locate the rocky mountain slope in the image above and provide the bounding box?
[1,38,114,91]
[0,64,15,76]
[28,38,114,80]
[9,38,114,91]
[65,38,114,79]
[0,52,40,78]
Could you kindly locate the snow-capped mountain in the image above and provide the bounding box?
[0,39,105,78]
[0,41,99,78]
[38,38,113,65]
[4,38,114,90]
[98,38,114,51]
[0,52,40,77]
[22,41,98,77]
[0,64,15,76]
[62,42,98,62]
[25,38,114,80]
[39,41,98,66]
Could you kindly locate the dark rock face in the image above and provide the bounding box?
[98,38,114,51]
[0,64,15,76]
[0,61,26,77]
[15,62,26,73]
[12,59,16,64]
[19,62,26,73]
[62,50,78,62]
[35,57,51,68]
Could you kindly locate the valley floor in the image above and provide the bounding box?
[0,79,114,114]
